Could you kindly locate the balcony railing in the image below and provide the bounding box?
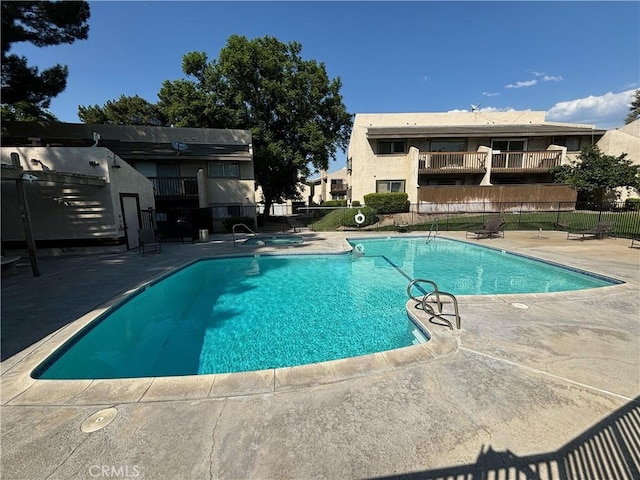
[418,150,563,174]
[149,177,198,198]
[418,152,487,174]
[491,150,562,171]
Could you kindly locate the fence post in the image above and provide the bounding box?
[519,202,523,228]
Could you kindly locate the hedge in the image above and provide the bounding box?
[363,192,410,214]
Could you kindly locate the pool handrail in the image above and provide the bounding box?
[232,223,267,247]
[407,278,461,330]
[425,219,439,244]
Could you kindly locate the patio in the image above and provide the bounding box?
[1,231,638,479]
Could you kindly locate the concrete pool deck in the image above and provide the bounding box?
[1,230,639,479]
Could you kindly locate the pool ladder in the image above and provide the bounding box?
[232,223,267,247]
[425,219,439,244]
[407,278,461,330]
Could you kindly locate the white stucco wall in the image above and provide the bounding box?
[596,120,640,200]
[1,147,154,242]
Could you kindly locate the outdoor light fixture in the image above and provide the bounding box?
[30,158,50,170]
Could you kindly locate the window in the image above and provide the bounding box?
[208,161,240,178]
[376,180,405,193]
[430,140,466,152]
[210,203,243,219]
[557,137,581,151]
[491,139,526,151]
[378,140,406,154]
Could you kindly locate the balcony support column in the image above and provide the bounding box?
[478,146,493,185]
[197,169,208,208]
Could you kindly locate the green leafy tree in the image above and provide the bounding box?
[158,35,353,217]
[1,1,90,121]
[624,89,640,125]
[551,145,640,203]
[78,95,166,125]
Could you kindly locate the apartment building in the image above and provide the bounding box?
[346,111,608,206]
[2,122,255,237]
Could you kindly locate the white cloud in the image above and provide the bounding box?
[542,75,563,82]
[482,91,500,97]
[531,71,545,77]
[546,89,635,129]
[505,80,537,89]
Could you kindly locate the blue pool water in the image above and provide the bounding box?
[350,237,617,295]
[35,237,619,379]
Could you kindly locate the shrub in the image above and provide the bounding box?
[322,200,347,207]
[311,206,378,231]
[313,199,347,219]
[342,206,378,228]
[222,216,254,233]
[625,198,640,211]
[351,200,361,207]
[363,192,409,214]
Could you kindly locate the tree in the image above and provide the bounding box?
[624,89,640,125]
[550,145,640,203]
[158,35,353,217]
[78,95,166,125]
[1,1,90,121]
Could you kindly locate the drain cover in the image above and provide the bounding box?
[510,302,530,309]
[81,407,118,433]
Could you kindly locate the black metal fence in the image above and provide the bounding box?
[141,207,214,243]
[307,201,640,238]
[412,201,640,237]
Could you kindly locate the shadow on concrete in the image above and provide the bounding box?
[372,397,640,480]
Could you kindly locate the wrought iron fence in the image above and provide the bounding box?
[305,201,640,238]
[141,207,213,242]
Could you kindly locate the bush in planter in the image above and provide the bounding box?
[222,216,255,233]
[363,192,409,214]
[351,200,361,207]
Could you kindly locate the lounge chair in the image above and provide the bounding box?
[630,236,640,248]
[566,221,615,241]
[394,215,410,233]
[138,229,161,255]
[466,216,505,239]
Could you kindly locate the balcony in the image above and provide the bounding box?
[149,177,198,198]
[418,152,487,174]
[418,150,563,175]
[330,181,348,194]
[491,150,562,173]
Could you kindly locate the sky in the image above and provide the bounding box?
[9,1,640,166]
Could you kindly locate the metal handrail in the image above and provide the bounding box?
[407,278,461,330]
[232,223,266,247]
[425,219,439,244]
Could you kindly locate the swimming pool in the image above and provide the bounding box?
[34,237,620,379]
